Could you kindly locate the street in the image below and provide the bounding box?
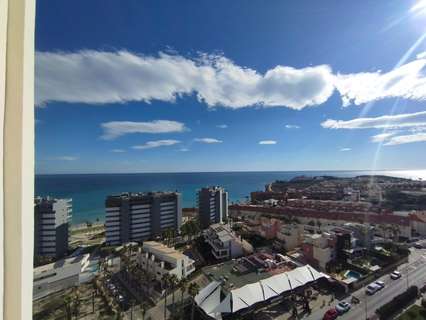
[304,248,426,320]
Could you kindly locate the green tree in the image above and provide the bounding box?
[178,278,188,319]
[141,303,147,320]
[72,289,81,320]
[63,295,73,320]
[188,283,200,320]
[162,274,171,320]
[169,274,179,313]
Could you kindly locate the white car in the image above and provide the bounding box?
[335,301,351,314]
[391,271,402,280]
[366,283,381,295]
[375,280,385,289]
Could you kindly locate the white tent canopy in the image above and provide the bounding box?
[231,282,265,312]
[195,281,222,317]
[195,264,329,319]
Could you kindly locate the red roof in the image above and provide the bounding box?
[229,204,410,226]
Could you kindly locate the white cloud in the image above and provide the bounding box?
[110,149,126,153]
[417,51,426,59]
[340,148,351,151]
[194,138,222,144]
[322,111,426,146]
[384,132,426,146]
[285,124,300,129]
[179,148,190,152]
[321,111,426,130]
[132,139,180,150]
[100,120,187,140]
[259,140,277,145]
[334,57,426,106]
[216,124,228,129]
[36,50,334,110]
[36,50,426,109]
[370,132,397,143]
[49,156,78,161]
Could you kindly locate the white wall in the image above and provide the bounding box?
[2,0,36,318]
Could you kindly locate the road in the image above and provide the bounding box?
[304,248,426,320]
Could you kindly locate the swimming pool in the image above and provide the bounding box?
[344,270,362,279]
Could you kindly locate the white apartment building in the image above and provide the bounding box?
[203,223,253,260]
[304,233,335,270]
[137,241,195,281]
[277,224,303,251]
[33,254,97,300]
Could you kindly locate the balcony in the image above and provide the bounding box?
[211,248,229,259]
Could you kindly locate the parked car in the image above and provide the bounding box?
[374,280,385,289]
[336,301,351,314]
[366,283,381,295]
[323,308,338,320]
[391,271,401,280]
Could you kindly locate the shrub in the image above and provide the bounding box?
[422,297,426,309]
[376,286,418,319]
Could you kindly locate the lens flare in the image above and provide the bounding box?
[411,0,426,15]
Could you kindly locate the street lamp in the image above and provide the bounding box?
[407,270,410,289]
[364,291,368,320]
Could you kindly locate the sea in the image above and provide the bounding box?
[35,170,426,225]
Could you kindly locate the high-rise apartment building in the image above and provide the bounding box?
[198,186,228,229]
[34,197,72,258]
[105,192,182,245]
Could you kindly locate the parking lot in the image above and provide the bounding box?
[103,275,131,311]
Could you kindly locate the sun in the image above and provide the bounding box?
[411,0,426,15]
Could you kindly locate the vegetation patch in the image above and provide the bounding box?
[397,305,426,320]
[376,286,419,320]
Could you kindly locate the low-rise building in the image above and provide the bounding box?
[302,233,336,271]
[33,254,97,300]
[276,224,303,251]
[229,204,412,239]
[138,241,195,281]
[257,217,282,239]
[204,224,253,260]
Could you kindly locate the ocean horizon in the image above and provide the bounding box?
[35,169,426,225]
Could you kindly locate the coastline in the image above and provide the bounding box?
[37,170,426,225]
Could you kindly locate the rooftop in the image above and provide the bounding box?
[143,241,188,260]
[34,254,89,277]
[230,204,411,226]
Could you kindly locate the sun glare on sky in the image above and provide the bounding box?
[411,0,426,15]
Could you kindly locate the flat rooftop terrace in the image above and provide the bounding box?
[202,259,292,292]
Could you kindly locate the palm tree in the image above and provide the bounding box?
[72,289,81,320]
[188,283,200,320]
[141,303,147,320]
[316,220,322,232]
[389,224,400,242]
[162,274,171,320]
[91,290,95,313]
[114,310,123,320]
[63,295,73,320]
[169,274,179,313]
[178,278,188,318]
[180,223,188,242]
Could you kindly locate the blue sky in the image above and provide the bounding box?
[35,0,426,174]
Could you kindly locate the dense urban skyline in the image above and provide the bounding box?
[35,0,426,174]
